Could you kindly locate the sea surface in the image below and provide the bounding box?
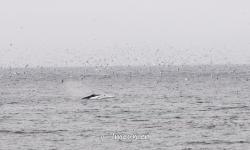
[1,65,250,150]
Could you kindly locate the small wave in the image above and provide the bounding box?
[96,115,112,118]
[198,106,248,111]
[143,125,162,128]
[0,129,67,134]
[131,119,150,122]
[187,140,250,145]
[214,106,248,111]
[7,102,19,105]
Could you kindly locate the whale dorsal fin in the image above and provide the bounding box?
[81,94,100,99]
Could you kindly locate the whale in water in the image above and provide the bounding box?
[81,93,114,100]
[61,80,114,100]
[81,94,100,99]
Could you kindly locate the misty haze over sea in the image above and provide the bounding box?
[1,0,250,149]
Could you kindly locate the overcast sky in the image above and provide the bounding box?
[0,0,250,67]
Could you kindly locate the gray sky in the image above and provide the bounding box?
[0,0,250,67]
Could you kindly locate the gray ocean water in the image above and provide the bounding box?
[1,66,250,150]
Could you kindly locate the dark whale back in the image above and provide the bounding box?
[81,94,100,99]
